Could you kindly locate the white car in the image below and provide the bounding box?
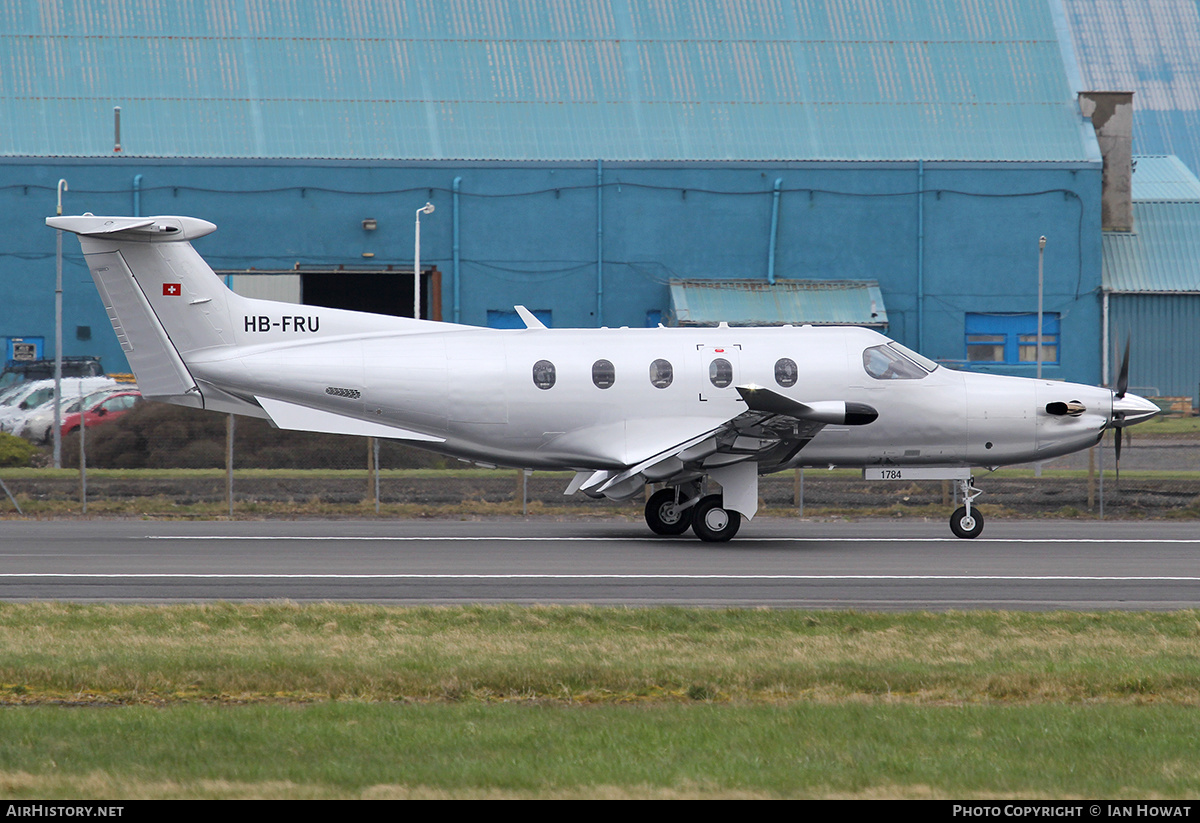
[15,386,132,443]
[0,377,120,435]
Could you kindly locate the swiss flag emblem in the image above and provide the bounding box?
[163,283,181,296]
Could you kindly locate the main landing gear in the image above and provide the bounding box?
[949,476,984,539]
[645,488,692,536]
[644,487,741,542]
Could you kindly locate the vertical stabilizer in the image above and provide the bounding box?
[46,215,242,407]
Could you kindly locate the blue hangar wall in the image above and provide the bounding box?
[1,157,1102,383]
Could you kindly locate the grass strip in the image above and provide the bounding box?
[0,702,1197,799]
[2,605,1199,799]
[1,604,1199,705]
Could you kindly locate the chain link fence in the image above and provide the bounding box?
[3,402,1198,519]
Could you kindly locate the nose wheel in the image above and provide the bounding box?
[949,506,984,539]
[949,477,984,539]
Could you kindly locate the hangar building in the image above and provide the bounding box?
[1,0,1104,385]
[1103,155,1200,408]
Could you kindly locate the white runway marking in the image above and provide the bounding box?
[145,535,1200,544]
[1,573,1198,581]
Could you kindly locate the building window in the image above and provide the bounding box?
[966,313,1059,365]
[532,360,556,390]
[774,358,798,388]
[592,359,615,389]
[649,359,673,389]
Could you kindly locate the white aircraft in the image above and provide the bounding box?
[47,214,1160,541]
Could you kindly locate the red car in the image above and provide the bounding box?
[61,391,142,437]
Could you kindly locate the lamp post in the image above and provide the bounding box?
[1037,235,1046,379]
[1034,235,1047,479]
[53,179,68,469]
[414,202,434,320]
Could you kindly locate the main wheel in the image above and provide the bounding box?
[645,488,692,535]
[691,494,741,542]
[949,506,984,539]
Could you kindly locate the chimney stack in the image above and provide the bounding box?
[1079,91,1134,232]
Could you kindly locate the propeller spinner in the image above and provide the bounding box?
[1106,339,1161,479]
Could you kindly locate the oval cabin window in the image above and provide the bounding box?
[649,359,673,389]
[592,359,615,389]
[532,359,556,390]
[774,358,798,388]
[709,358,733,388]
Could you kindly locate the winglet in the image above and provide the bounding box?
[514,305,547,330]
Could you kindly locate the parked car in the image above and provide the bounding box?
[60,390,143,438]
[0,357,104,391]
[0,377,121,434]
[15,387,129,443]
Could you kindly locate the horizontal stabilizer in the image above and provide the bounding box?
[256,396,445,442]
[47,215,217,242]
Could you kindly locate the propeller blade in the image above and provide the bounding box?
[1115,338,1130,399]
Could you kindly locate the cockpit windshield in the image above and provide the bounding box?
[862,343,937,380]
[890,342,939,372]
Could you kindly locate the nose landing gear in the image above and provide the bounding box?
[949,477,984,539]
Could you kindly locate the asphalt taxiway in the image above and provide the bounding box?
[2,518,1198,609]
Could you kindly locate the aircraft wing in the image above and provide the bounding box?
[572,385,877,500]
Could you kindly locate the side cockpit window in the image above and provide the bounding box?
[862,344,932,380]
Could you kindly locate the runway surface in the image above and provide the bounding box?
[3,517,1199,609]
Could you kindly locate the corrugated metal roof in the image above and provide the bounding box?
[1063,0,1200,175]
[1131,155,1200,201]
[667,279,888,326]
[0,0,1093,161]
[1103,201,1200,293]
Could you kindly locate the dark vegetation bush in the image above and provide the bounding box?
[59,402,452,470]
[0,432,37,467]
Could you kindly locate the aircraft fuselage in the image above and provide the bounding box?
[189,321,1114,472]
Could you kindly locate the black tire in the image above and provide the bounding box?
[949,506,984,539]
[691,494,741,543]
[645,488,692,535]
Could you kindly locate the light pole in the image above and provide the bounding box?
[53,179,68,469]
[414,202,434,320]
[1037,235,1046,379]
[1034,235,1047,479]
